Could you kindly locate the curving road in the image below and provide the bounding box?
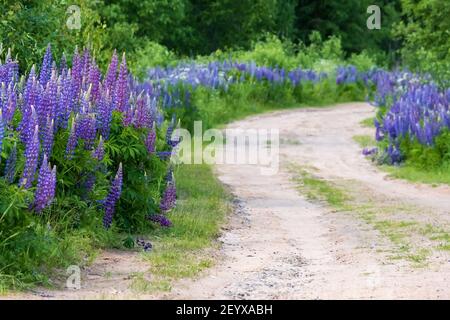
[169,102,450,299]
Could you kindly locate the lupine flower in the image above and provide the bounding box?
[0,109,4,156]
[4,142,17,183]
[160,179,176,213]
[33,154,56,213]
[41,117,54,159]
[20,101,39,146]
[38,71,58,130]
[96,90,113,139]
[148,214,172,227]
[104,50,118,92]
[373,79,450,163]
[362,147,378,156]
[65,120,78,159]
[114,53,129,112]
[103,163,123,229]
[157,151,172,160]
[92,136,105,161]
[83,173,96,195]
[71,48,83,101]
[56,71,73,129]
[20,125,40,189]
[145,126,156,154]
[76,111,96,150]
[39,44,53,87]
[136,238,153,251]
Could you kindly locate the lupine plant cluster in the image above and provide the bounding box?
[146,60,326,113]
[0,45,178,234]
[361,68,450,168]
[148,60,325,90]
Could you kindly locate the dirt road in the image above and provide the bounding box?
[169,102,450,299]
[7,103,450,299]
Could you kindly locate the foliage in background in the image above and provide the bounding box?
[1,0,407,73]
[394,0,450,84]
[0,0,108,70]
[294,0,402,61]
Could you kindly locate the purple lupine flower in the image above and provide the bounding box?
[49,165,56,203]
[71,48,83,101]
[81,48,91,80]
[164,166,173,183]
[76,111,96,150]
[96,90,113,139]
[37,71,58,130]
[122,104,134,127]
[65,120,78,159]
[136,238,153,251]
[156,151,172,160]
[159,179,176,213]
[0,109,4,156]
[41,117,54,159]
[362,147,378,156]
[166,120,175,146]
[39,44,53,87]
[4,142,17,183]
[83,172,96,195]
[5,86,17,125]
[92,136,105,161]
[20,65,36,122]
[104,50,118,92]
[33,154,56,213]
[148,214,172,227]
[0,84,17,125]
[20,95,40,145]
[103,163,123,229]
[55,71,73,129]
[20,125,40,189]
[113,53,129,112]
[145,126,156,154]
[88,60,101,102]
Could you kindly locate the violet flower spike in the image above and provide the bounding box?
[0,109,4,156]
[33,154,56,213]
[103,163,123,229]
[39,44,53,87]
[92,136,105,161]
[65,119,78,159]
[20,125,40,189]
[4,142,17,183]
[160,179,176,213]
[145,126,156,154]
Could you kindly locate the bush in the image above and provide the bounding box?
[129,41,177,79]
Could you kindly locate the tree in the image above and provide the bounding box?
[295,0,401,55]
[395,0,450,82]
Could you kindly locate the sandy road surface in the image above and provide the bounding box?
[169,102,450,299]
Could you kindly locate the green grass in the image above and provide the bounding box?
[360,117,375,128]
[140,164,230,290]
[291,166,349,210]
[353,135,376,148]
[382,165,450,186]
